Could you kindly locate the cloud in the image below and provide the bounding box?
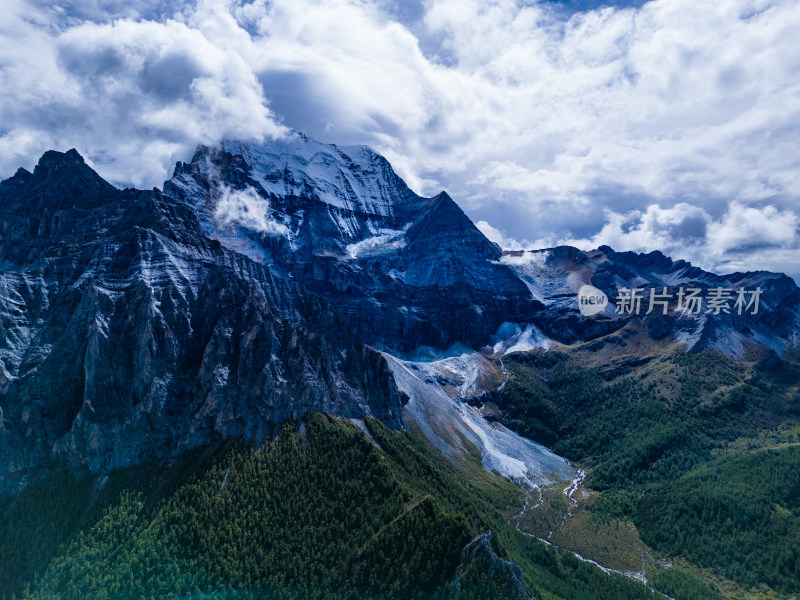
[479,200,800,281]
[476,220,534,250]
[707,203,800,253]
[200,152,289,236]
[214,184,289,237]
[0,2,285,187]
[0,0,798,279]
[570,203,713,252]
[559,202,800,279]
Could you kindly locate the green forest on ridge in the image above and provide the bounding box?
[0,414,662,600]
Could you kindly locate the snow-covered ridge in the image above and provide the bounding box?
[222,132,412,219]
[497,247,800,357]
[499,249,584,306]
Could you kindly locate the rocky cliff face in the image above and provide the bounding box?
[450,531,530,600]
[164,133,542,354]
[504,244,800,356]
[0,149,404,495]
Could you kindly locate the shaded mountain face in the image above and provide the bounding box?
[164,133,799,359]
[164,133,542,354]
[504,245,800,356]
[0,149,404,495]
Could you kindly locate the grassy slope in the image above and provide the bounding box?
[495,325,800,598]
[1,414,661,600]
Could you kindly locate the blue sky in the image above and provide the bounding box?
[1,0,799,280]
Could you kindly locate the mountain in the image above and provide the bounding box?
[2,139,798,483]
[164,133,542,354]
[163,133,800,360]
[502,244,800,357]
[0,149,404,496]
[2,134,800,600]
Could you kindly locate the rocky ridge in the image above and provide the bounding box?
[0,149,404,495]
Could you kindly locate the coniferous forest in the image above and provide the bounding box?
[496,346,800,597]
[1,414,662,600]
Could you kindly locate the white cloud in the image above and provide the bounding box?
[707,202,799,253]
[0,0,799,278]
[476,219,535,250]
[569,203,712,251]
[215,184,289,236]
[560,202,800,278]
[0,2,286,187]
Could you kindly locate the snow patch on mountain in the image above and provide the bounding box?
[494,323,551,355]
[345,227,408,259]
[498,250,583,305]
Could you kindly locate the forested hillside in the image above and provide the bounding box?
[0,415,661,600]
[496,341,800,596]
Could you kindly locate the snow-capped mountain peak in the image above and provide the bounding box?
[164,133,539,353]
[219,132,416,221]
